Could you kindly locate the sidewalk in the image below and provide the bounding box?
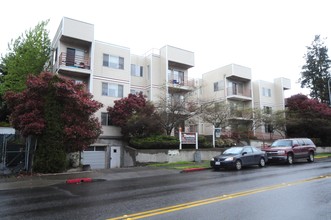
[0,166,183,191]
[2,155,328,191]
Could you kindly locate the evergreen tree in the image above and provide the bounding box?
[300,35,331,104]
[0,20,51,95]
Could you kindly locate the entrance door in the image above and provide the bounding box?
[110,146,121,168]
[66,48,75,66]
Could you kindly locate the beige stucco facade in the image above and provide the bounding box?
[51,17,196,142]
[252,77,291,139]
[50,17,290,144]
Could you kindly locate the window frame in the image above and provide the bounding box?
[262,87,271,97]
[102,82,124,98]
[214,80,224,92]
[103,53,124,69]
[131,64,144,77]
[101,112,111,126]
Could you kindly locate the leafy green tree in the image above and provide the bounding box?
[0,20,51,95]
[300,35,331,104]
[5,72,103,173]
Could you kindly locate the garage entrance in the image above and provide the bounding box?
[81,145,106,169]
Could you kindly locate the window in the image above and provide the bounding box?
[214,82,219,91]
[214,80,224,92]
[228,81,243,95]
[189,125,198,132]
[85,146,105,151]
[243,147,253,154]
[264,124,273,133]
[101,112,111,126]
[130,89,143,95]
[102,82,123,97]
[168,68,184,85]
[53,48,58,64]
[263,106,272,114]
[262,87,271,97]
[131,64,143,77]
[103,54,124,69]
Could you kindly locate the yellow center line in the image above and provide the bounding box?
[107,174,331,220]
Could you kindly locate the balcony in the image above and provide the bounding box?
[226,87,252,101]
[168,78,195,92]
[58,52,91,70]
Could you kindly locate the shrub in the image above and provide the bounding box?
[130,135,180,149]
[215,138,236,147]
[33,143,67,173]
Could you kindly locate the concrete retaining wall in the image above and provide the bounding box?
[316,147,331,153]
[123,147,223,166]
[122,146,330,167]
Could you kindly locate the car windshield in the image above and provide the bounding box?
[271,140,292,147]
[223,147,243,155]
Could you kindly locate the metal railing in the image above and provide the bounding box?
[227,87,251,97]
[59,52,91,70]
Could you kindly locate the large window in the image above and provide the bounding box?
[102,82,123,97]
[262,87,271,97]
[131,64,143,77]
[101,112,111,126]
[103,54,124,69]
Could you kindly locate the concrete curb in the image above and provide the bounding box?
[180,167,210,173]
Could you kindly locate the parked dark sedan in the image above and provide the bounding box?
[210,146,268,170]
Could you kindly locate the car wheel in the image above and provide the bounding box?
[235,160,242,170]
[259,157,266,167]
[307,152,314,162]
[287,153,294,165]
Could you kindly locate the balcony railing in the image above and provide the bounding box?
[227,87,251,98]
[168,77,195,87]
[59,52,91,70]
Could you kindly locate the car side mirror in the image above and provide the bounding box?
[292,144,299,148]
[242,152,247,156]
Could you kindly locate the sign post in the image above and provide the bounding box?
[213,126,221,148]
[179,132,198,149]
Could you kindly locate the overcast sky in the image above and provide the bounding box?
[1,0,330,97]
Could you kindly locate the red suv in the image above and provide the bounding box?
[263,138,316,164]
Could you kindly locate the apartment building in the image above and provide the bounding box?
[252,77,291,139]
[197,64,253,136]
[50,17,195,168]
[50,17,290,168]
[195,64,291,140]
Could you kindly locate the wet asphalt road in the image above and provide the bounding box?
[1,158,331,220]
